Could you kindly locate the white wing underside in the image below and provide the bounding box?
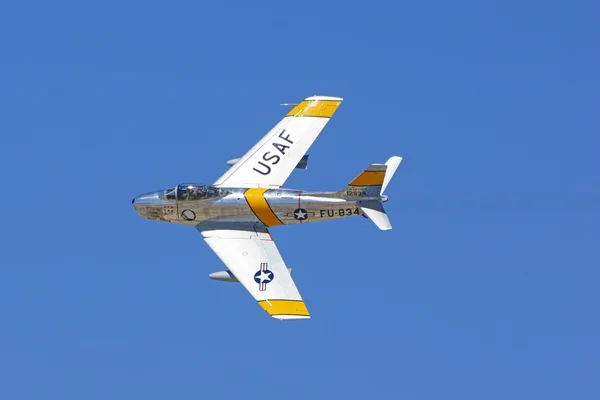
[198,224,310,320]
[214,96,343,188]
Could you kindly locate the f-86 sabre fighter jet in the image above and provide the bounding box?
[133,96,402,320]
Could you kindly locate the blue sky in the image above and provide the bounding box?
[1,1,598,398]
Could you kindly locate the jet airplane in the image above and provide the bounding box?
[133,96,402,320]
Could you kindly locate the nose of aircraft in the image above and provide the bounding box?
[133,191,162,204]
[132,194,144,217]
[132,190,163,218]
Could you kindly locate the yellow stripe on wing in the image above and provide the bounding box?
[258,300,310,317]
[286,100,341,118]
[244,188,283,227]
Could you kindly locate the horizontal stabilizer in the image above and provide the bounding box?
[359,200,392,230]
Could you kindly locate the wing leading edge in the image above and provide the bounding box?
[214,95,343,189]
[198,225,310,320]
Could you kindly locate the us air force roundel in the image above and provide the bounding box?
[254,263,274,291]
[286,208,315,221]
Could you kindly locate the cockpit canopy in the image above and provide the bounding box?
[163,184,222,201]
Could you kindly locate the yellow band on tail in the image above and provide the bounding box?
[349,170,386,186]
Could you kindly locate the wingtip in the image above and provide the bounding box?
[272,315,311,321]
[304,95,343,102]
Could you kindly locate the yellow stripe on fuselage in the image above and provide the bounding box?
[258,300,310,317]
[349,170,386,186]
[244,188,283,227]
[286,100,341,118]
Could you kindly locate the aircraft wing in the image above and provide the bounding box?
[198,225,310,320]
[213,95,343,188]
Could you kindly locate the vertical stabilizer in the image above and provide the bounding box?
[340,164,387,198]
[381,156,402,194]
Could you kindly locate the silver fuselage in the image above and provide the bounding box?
[133,185,383,227]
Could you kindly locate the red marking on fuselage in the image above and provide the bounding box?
[298,190,303,223]
[260,230,274,241]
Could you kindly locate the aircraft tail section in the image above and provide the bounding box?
[340,164,387,198]
[340,156,402,198]
[340,156,402,230]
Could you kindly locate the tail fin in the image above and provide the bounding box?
[381,156,402,194]
[340,164,388,198]
[341,156,402,230]
[340,156,402,198]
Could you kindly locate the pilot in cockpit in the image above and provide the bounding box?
[178,185,216,201]
[183,186,195,201]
